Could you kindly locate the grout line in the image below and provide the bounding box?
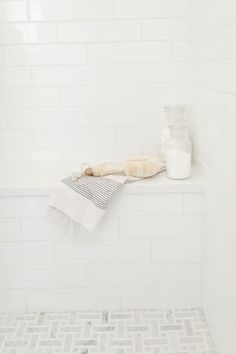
[0,39,190,45]
[184,264,187,286]
[55,22,59,43]
[170,41,174,62]
[23,289,27,312]
[5,109,9,129]
[2,46,6,66]
[150,240,153,263]
[19,217,23,241]
[0,262,202,267]
[26,0,30,22]
[58,87,62,107]
[29,66,33,87]
[182,193,185,214]
[0,16,194,25]
[0,238,203,243]
[0,61,192,67]
[111,0,115,19]
[140,19,144,40]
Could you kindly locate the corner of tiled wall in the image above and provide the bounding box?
[191,0,236,353]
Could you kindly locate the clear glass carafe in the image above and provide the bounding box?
[166,126,192,180]
[161,105,187,161]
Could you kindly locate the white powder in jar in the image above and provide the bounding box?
[166,148,191,179]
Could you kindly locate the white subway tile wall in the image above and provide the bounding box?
[0,0,191,163]
[28,0,114,21]
[0,23,57,44]
[191,0,236,353]
[0,191,204,311]
[114,0,190,18]
[0,2,28,22]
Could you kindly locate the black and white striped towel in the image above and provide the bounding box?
[48,174,136,232]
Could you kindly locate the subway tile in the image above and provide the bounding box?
[61,147,141,164]
[194,91,236,149]
[55,241,150,264]
[196,117,236,166]
[0,196,48,217]
[0,290,25,311]
[5,44,87,65]
[88,106,163,127]
[32,65,114,87]
[36,128,115,148]
[203,270,233,354]
[89,264,185,287]
[183,193,205,215]
[206,216,236,270]
[192,2,233,37]
[25,289,120,311]
[0,110,8,129]
[194,60,236,95]
[192,38,210,61]
[0,46,3,64]
[22,218,66,241]
[0,130,34,148]
[0,218,22,241]
[0,242,54,264]
[0,67,31,87]
[209,36,236,60]
[0,265,87,288]
[79,217,119,241]
[29,0,113,21]
[61,85,190,107]
[116,127,161,147]
[0,149,62,163]
[143,19,191,40]
[172,40,192,61]
[114,0,190,18]
[7,108,88,129]
[0,118,7,129]
[191,0,213,15]
[204,241,236,329]
[185,264,202,286]
[152,240,202,263]
[121,287,202,308]
[0,23,57,44]
[116,63,190,84]
[88,42,171,63]
[107,193,183,216]
[119,215,204,239]
[0,88,59,108]
[0,1,27,22]
[59,20,141,43]
[142,146,162,158]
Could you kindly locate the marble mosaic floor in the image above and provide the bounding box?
[0,309,217,354]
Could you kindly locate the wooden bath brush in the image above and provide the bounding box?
[84,155,165,178]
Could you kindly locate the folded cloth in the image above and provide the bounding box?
[48,174,137,232]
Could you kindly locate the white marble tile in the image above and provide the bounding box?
[0,308,217,354]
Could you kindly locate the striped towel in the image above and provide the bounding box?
[48,174,136,232]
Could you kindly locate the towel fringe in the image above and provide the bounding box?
[48,206,80,240]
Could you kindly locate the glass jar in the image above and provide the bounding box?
[161,105,187,161]
[166,126,192,180]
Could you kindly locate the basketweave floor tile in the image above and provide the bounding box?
[0,308,217,354]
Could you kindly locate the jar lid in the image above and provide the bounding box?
[164,105,187,126]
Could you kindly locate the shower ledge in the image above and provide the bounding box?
[0,163,205,196]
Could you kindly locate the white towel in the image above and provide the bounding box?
[48,174,136,232]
